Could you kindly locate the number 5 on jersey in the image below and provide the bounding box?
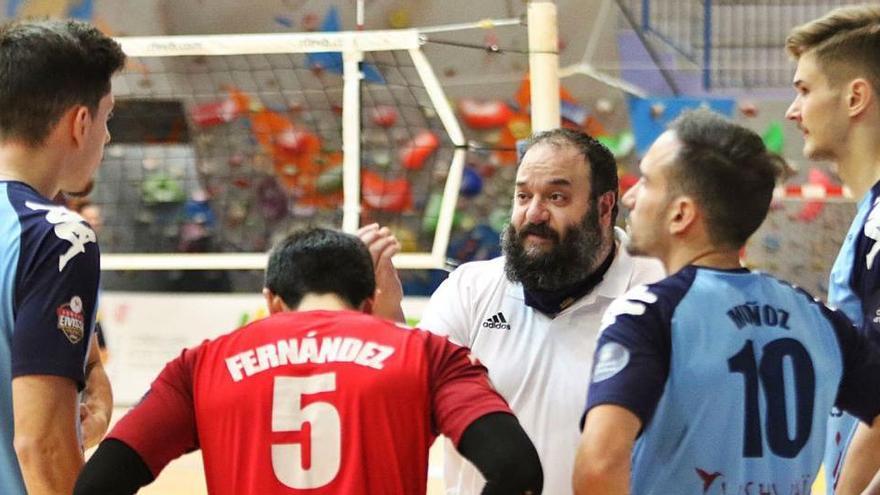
[272,373,341,489]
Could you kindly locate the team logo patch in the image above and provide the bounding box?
[591,342,630,382]
[57,296,85,344]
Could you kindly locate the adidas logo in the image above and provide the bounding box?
[481,312,511,330]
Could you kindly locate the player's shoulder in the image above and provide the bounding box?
[853,186,880,273]
[0,182,98,271]
[600,267,698,333]
[757,270,851,325]
[237,309,420,342]
[636,266,699,304]
[3,182,68,223]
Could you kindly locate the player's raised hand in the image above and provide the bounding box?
[357,223,405,323]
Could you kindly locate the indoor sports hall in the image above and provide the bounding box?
[0,0,869,494]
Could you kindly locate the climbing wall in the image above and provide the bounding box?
[744,199,855,300]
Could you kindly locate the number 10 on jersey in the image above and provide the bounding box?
[728,338,816,459]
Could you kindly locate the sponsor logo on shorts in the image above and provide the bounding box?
[481,312,510,330]
[57,295,85,344]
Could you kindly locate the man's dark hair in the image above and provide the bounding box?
[668,109,782,249]
[521,128,619,223]
[0,20,126,146]
[265,227,376,310]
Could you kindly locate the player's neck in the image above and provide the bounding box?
[835,125,880,201]
[294,293,356,313]
[0,142,63,198]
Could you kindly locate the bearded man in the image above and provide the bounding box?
[412,128,664,495]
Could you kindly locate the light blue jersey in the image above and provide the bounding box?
[586,266,880,495]
[824,181,880,493]
[0,182,99,494]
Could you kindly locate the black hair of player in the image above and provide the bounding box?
[0,19,126,146]
[521,127,620,223]
[668,108,783,249]
[265,227,376,310]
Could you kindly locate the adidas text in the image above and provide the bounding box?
[482,312,511,330]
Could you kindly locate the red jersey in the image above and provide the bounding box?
[109,310,511,494]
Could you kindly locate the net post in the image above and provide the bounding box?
[341,46,364,234]
[527,1,561,132]
[431,147,467,267]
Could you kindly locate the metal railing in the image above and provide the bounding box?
[617,0,851,90]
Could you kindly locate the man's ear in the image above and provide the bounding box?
[848,78,875,119]
[262,288,287,314]
[668,196,698,236]
[597,190,616,228]
[70,105,91,148]
[360,296,375,315]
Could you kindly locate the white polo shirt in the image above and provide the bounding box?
[420,228,664,495]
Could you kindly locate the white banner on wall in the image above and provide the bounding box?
[100,292,431,406]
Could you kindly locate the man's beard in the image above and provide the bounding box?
[502,206,606,291]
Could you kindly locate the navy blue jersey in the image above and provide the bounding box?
[0,181,99,494]
[584,266,880,495]
[824,181,880,493]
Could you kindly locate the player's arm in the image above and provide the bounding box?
[573,405,640,495]
[838,417,880,495]
[73,439,152,495]
[11,215,102,493]
[457,412,543,495]
[572,286,671,495]
[426,332,542,493]
[12,375,83,495]
[824,303,880,495]
[357,223,405,322]
[75,347,201,494]
[80,331,112,449]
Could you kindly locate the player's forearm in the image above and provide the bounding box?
[15,431,84,494]
[13,375,84,494]
[82,345,113,448]
[572,454,630,495]
[575,406,639,495]
[75,439,154,495]
[458,413,543,495]
[839,419,880,495]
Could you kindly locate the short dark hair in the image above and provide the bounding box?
[668,109,782,248]
[265,227,376,310]
[521,128,619,223]
[0,20,126,146]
